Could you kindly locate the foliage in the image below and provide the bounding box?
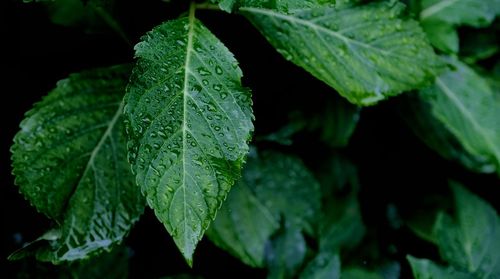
[7,0,500,278]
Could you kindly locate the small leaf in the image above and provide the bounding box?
[206,178,279,267]
[10,65,145,263]
[299,252,340,279]
[421,20,459,54]
[124,13,254,264]
[407,256,474,279]
[433,182,500,277]
[207,150,321,267]
[240,1,441,105]
[418,57,500,174]
[319,195,365,253]
[266,225,307,279]
[420,0,500,28]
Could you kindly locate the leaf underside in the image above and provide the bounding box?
[11,65,144,263]
[124,15,254,264]
[241,1,440,105]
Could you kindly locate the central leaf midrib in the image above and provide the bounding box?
[61,101,124,219]
[180,4,196,255]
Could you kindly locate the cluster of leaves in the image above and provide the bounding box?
[9,0,499,278]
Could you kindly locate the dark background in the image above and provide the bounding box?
[2,0,499,278]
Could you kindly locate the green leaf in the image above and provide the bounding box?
[420,0,500,27]
[206,177,280,267]
[418,57,500,174]
[240,1,440,105]
[266,225,307,279]
[319,195,365,253]
[299,252,340,279]
[433,182,500,277]
[421,20,459,53]
[407,256,474,279]
[400,94,496,174]
[10,65,144,263]
[207,150,321,267]
[124,11,254,264]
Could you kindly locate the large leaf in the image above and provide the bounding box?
[433,183,500,277]
[10,65,144,262]
[420,0,500,27]
[207,150,321,267]
[407,256,474,279]
[240,1,440,105]
[417,57,500,174]
[124,11,254,263]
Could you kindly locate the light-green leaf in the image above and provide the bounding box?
[420,0,500,27]
[407,256,475,279]
[240,1,440,105]
[124,11,254,264]
[10,65,144,263]
[418,57,500,174]
[433,182,500,277]
[207,150,321,267]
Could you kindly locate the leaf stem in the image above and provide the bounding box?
[89,3,132,47]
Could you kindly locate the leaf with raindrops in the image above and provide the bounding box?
[10,65,145,263]
[124,14,254,264]
[207,150,320,267]
[240,1,442,105]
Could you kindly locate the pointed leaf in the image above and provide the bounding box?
[207,150,321,267]
[240,1,440,105]
[10,65,145,263]
[433,183,500,277]
[418,57,500,174]
[420,0,500,27]
[124,14,254,263]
